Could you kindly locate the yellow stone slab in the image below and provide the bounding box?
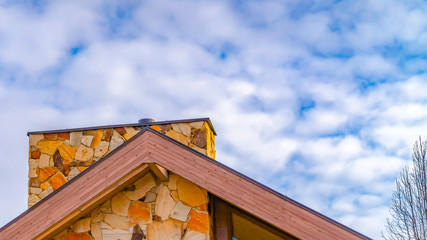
[37,141,63,156]
[90,130,103,148]
[177,178,207,207]
[58,143,77,161]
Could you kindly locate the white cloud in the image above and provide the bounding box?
[1,1,427,239]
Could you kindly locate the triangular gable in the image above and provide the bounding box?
[0,128,370,240]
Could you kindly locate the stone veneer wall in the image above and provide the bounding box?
[52,172,210,240]
[28,121,215,208]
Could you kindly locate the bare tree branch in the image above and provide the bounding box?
[383,138,427,240]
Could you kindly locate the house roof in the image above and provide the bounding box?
[1,127,371,240]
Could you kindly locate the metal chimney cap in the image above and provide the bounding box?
[138,118,155,125]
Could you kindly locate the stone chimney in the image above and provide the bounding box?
[27,118,216,208]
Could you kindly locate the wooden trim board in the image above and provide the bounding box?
[0,128,371,240]
[0,132,152,239]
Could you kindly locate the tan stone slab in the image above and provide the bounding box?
[100,221,113,230]
[144,192,156,203]
[73,218,91,233]
[146,220,182,240]
[101,228,132,240]
[124,127,136,133]
[182,231,206,240]
[28,177,40,188]
[124,173,155,201]
[191,146,207,155]
[94,141,109,159]
[100,200,112,214]
[30,187,42,195]
[81,135,94,147]
[104,214,129,230]
[90,222,102,240]
[124,128,139,140]
[40,181,51,190]
[29,134,44,146]
[75,144,94,161]
[90,207,104,223]
[166,130,189,146]
[168,174,180,190]
[28,194,40,208]
[189,121,204,129]
[91,208,104,223]
[111,192,131,217]
[38,186,53,199]
[171,191,179,202]
[70,132,83,147]
[170,201,191,222]
[109,131,124,151]
[67,167,81,180]
[28,159,38,178]
[155,184,175,221]
[38,154,50,168]
[172,123,192,136]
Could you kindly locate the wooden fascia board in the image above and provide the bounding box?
[0,131,152,240]
[0,128,370,240]
[142,129,371,240]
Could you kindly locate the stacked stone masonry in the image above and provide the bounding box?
[52,172,210,240]
[28,121,215,208]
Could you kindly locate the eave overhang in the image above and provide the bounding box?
[0,128,371,240]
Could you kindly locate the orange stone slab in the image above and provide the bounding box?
[76,167,88,172]
[31,149,41,159]
[150,125,160,131]
[49,172,67,190]
[58,132,70,140]
[39,167,58,182]
[187,209,209,234]
[114,127,127,136]
[103,129,113,141]
[128,201,151,225]
[61,232,93,240]
[44,133,58,141]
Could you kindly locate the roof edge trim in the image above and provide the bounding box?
[26,117,216,136]
[145,128,372,239]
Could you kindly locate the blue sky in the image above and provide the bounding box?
[0,0,427,238]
